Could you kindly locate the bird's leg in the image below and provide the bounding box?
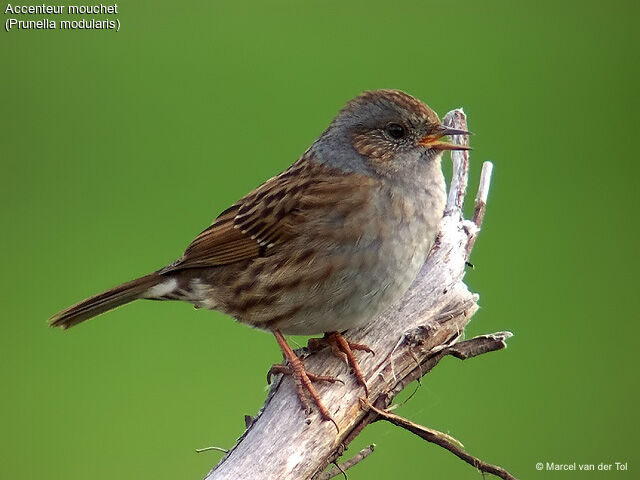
[268,329,340,430]
[308,331,374,396]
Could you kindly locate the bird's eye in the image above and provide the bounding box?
[385,123,406,140]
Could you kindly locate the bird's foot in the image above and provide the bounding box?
[269,330,340,431]
[308,331,374,397]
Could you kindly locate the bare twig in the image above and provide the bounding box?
[196,446,229,454]
[363,401,517,480]
[473,161,493,228]
[203,109,510,480]
[317,445,376,480]
[445,331,513,360]
[466,161,494,258]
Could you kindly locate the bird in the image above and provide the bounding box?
[49,89,470,426]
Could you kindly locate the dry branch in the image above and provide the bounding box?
[364,399,516,480]
[203,109,514,480]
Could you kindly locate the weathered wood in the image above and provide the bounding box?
[204,109,509,480]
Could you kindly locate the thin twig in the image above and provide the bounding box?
[445,331,513,360]
[317,445,376,480]
[362,401,517,480]
[196,446,229,454]
[466,161,494,258]
[473,161,493,228]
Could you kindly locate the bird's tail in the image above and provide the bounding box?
[49,272,166,329]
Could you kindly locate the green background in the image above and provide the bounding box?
[2,1,638,478]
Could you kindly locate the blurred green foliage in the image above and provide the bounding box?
[1,1,638,478]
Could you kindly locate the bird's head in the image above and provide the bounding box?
[312,89,470,181]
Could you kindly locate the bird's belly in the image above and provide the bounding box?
[282,257,426,333]
[250,218,433,335]
[292,241,429,333]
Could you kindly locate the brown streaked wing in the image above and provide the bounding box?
[160,203,260,271]
[162,161,368,272]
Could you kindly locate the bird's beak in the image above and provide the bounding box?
[418,125,472,151]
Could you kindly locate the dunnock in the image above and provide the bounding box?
[50,89,470,424]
